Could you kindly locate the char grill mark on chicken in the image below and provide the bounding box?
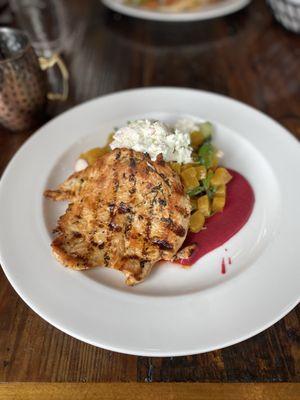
[44,148,191,285]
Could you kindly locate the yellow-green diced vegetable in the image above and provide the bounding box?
[181,167,199,190]
[181,162,198,171]
[195,165,206,180]
[80,147,109,165]
[189,210,205,233]
[170,162,181,174]
[211,155,219,170]
[200,121,214,140]
[203,169,214,189]
[190,197,198,211]
[210,168,232,186]
[215,184,226,197]
[198,142,215,169]
[197,195,210,217]
[212,196,226,213]
[190,130,204,149]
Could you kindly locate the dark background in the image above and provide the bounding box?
[0,0,299,382]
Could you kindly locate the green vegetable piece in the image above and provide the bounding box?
[200,170,216,199]
[207,186,217,200]
[203,169,214,190]
[187,185,205,197]
[198,142,215,169]
[200,122,214,141]
[187,169,217,199]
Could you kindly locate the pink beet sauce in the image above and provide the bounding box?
[179,169,255,266]
[221,257,226,274]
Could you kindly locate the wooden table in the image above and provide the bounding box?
[0,0,299,398]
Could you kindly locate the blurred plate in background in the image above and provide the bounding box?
[101,0,251,22]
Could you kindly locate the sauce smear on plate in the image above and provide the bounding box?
[221,257,226,274]
[180,170,254,265]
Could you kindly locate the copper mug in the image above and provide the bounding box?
[0,27,68,131]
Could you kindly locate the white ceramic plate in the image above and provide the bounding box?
[101,0,251,22]
[0,88,299,356]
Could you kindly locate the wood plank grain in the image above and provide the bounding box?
[0,270,137,382]
[0,383,299,400]
[0,0,299,383]
[136,310,300,382]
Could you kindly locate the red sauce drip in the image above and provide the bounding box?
[180,169,255,266]
[228,257,232,265]
[221,257,226,274]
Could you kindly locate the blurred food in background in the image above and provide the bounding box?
[125,0,220,12]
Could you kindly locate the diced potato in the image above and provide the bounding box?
[170,162,181,174]
[181,167,199,190]
[195,165,206,180]
[190,130,204,149]
[181,162,198,171]
[182,167,197,177]
[189,210,205,233]
[80,147,109,165]
[197,195,210,217]
[190,197,198,211]
[215,184,226,197]
[211,155,219,171]
[212,196,226,213]
[210,168,232,186]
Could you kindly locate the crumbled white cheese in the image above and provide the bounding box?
[75,158,88,172]
[174,117,201,135]
[110,119,193,163]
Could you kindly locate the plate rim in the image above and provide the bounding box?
[0,86,299,356]
[1,256,298,357]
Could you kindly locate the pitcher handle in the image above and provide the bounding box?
[39,53,69,101]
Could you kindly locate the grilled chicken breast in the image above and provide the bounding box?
[44,148,191,285]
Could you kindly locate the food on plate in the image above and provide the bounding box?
[74,118,231,230]
[110,119,193,163]
[124,0,220,13]
[45,118,233,285]
[180,169,255,267]
[45,148,191,285]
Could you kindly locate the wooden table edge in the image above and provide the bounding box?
[0,382,299,399]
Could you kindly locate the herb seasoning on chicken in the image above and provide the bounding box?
[44,148,191,285]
